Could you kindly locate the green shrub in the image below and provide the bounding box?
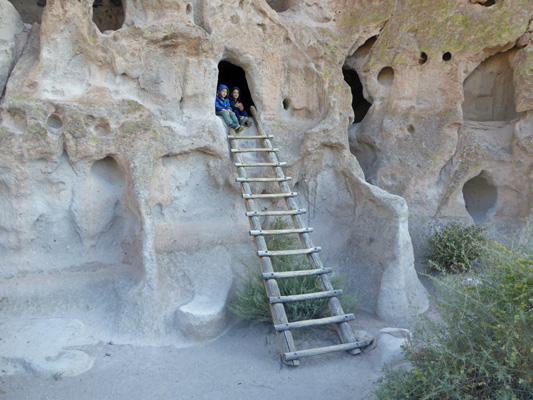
[230,218,357,324]
[375,241,533,399]
[426,221,489,273]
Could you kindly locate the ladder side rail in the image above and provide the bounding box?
[249,107,359,352]
[229,130,300,366]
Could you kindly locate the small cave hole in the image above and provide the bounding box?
[471,0,496,7]
[407,124,415,133]
[462,50,521,121]
[46,114,63,129]
[91,156,125,186]
[377,67,394,87]
[350,140,378,182]
[8,0,46,24]
[342,68,372,123]
[265,0,300,13]
[92,0,124,33]
[442,52,452,61]
[462,171,497,224]
[282,98,290,110]
[353,36,377,61]
[419,52,428,65]
[217,61,255,118]
[186,4,192,15]
[95,122,111,137]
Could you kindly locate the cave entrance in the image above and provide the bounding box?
[462,50,521,122]
[217,61,255,114]
[8,0,46,24]
[462,171,497,224]
[265,0,300,13]
[92,0,124,33]
[342,68,371,123]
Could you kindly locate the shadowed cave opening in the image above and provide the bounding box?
[8,0,45,24]
[265,0,301,13]
[378,67,394,87]
[217,61,255,114]
[342,68,371,123]
[472,0,496,7]
[8,0,124,31]
[462,171,497,224]
[462,50,521,122]
[92,0,124,33]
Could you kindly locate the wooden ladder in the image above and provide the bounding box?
[229,106,368,365]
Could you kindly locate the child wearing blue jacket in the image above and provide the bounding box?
[215,84,244,132]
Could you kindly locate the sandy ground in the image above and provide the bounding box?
[1,310,403,400]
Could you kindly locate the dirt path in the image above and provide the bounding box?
[1,313,396,400]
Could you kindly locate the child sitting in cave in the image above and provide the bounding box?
[215,84,244,133]
[229,87,253,127]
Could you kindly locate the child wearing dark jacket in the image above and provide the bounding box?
[215,84,244,132]
[229,86,252,127]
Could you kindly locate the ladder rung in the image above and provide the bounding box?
[246,209,306,217]
[283,341,368,361]
[258,247,321,257]
[262,267,332,279]
[227,135,274,139]
[236,177,291,183]
[231,148,279,153]
[274,314,355,331]
[269,289,342,303]
[235,162,287,167]
[242,192,297,199]
[250,228,313,236]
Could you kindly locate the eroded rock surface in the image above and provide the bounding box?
[2,0,530,351]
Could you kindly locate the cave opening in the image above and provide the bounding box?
[265,0,300,13]
[378,66,394,87]
[462,50,521,122]
[92,0,124,33]
[217,61,255,114]
[342,68,371,123]
[8,0,45,24]
[419,52,428,65]
[462,171,497,224]
[472,0,496,7]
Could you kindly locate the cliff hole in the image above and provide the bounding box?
[472,0,496,7]
[378,67,394,87]
[462,171,497,224]
[342,68,371,123]
[442,52,452,61]
[266,0,301,13]
[92,0,124,33]
[8,0,46,24]
[82,156,140,263]
[46,114,63,130]
[462,50,521,122]
[217,61,255,115]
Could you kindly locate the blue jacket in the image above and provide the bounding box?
[215,84,230,112]
[215,95,230,112]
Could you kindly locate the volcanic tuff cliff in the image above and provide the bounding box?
[0,0,531,348]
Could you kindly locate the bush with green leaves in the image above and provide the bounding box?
[426,221,489,273]
[230,218,357,324]
[375,241,533,400]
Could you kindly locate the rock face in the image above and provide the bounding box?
[344,0,533,251]
[0,0,27,94]
[1,0,530,347]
